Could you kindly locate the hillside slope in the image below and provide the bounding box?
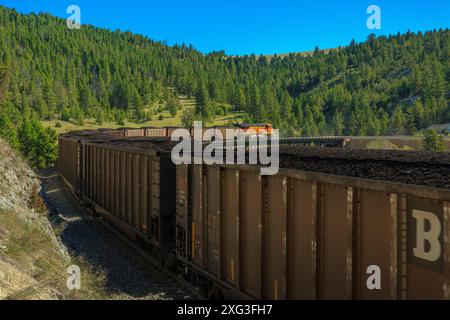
[0,139,104,299]
[0,6,448,137]
[0,138,191,300]
[0,138,62,299]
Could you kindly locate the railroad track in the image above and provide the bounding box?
[41,171,201,300]
[92,212,205,300]
[64,183,205,300]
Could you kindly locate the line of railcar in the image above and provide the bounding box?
[58,127,450,300]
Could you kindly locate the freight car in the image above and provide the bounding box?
[94,126,353,147]
[124,128,146,137]
[59,134,180,266]
[58,131,450,300]
[103,129,127,138]
[145,127,168,137]
[175,146,450,299]
[58,130,114,191]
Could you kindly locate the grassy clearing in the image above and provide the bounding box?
[365,138,413,150]
[42,109,247,134]
[211,112,247,126]
[42,89,249,134]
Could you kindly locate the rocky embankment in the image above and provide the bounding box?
[0,139,71,299]
[0,138,190,300]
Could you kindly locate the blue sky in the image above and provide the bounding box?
[1,0,449,55]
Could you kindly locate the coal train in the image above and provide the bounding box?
[100,124,275,139]
[58,127,450,300]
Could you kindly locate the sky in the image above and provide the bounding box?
[0,0,449,55]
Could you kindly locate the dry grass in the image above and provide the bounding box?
[366,138,413,150]
[0,209,108,300]
[42,107,247,134]
[0,138,109,299]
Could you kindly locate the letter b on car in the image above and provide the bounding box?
[412,209,441,262]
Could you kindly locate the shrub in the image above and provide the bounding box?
[423,130,445,152]
[19,117,57,169]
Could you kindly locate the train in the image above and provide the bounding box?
[98,124,274,140]
[58,127,450,300]
[97,125,350,148]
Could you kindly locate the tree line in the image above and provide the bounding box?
[0,6,448,138]
[0,66,57,168]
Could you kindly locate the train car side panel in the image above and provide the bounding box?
[356,190,397,299]
[191,165,205,267]
[262,175,287,300]
[206,166,221,277]
[286,178,317,299]
[318,183,353,299]
[240,170,262,299]
[221,168,240,288]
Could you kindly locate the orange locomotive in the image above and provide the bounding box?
[234,123,274,135]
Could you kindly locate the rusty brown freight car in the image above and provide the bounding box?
[58,130,114,191]
[175,161,450,300]
[124,128,146,137]
[105,129,126,138]
[145,127,168,137]
[100,127,168,138]
[166,126,182,137]
[78,138,177,262]
[58,136,82,190]
[59,132,450,300]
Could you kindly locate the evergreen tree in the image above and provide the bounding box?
[390,106,406,135]
[167,96,181,117]
[95,108,104,125]
[0,107,19,149]
[72,107,85,125]
[196,82,211,120]
[331,109,345,135]
[114,109,126,126]
[0,66,9,104]
[423,130,445,151]
[18,116,57,168]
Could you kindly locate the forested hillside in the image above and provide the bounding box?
[0,6,449,137]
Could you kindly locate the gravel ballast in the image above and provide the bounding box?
[41,170,191,300]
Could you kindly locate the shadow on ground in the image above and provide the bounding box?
[39,168,189,300]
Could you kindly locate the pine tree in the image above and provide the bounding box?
[331,109,344,135]
[18,117,57,168]
[115,109,126,126]
[95,108,104,125]
[0,107,19,149]
[234,87,247,110]
[390,106,406,135]
[196,82,211,120]
[130,87,144,122]
[167,96,181,117]
[43,80,57,113]
[0,66,9,104]
[72,107,85,125]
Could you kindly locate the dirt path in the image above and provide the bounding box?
[40,170,190,300]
